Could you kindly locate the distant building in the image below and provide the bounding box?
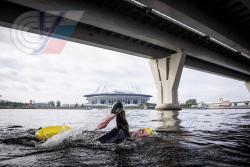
[84,90,152,107]
[208,98,231,108]
[208,101,231,108]
[191,103,208,108]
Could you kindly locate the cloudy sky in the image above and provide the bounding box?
[0,26,249,104]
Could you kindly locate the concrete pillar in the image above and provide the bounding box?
[245,81,250,93]
[149,50,186,110]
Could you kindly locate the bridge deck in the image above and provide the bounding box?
[1,0,250,81]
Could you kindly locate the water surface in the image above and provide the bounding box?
[0,109,249,166]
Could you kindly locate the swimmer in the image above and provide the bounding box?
[130,127,153,138]
[95,102,153,144]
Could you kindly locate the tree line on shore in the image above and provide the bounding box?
[0,100,82,109]
[1,99,204,109]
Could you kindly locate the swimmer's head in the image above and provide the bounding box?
[130,128,153,138]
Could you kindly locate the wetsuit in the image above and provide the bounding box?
[97,103,130,144]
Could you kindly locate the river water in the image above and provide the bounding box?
[0,109,249,167]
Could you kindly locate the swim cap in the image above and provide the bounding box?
[143,128,153,136]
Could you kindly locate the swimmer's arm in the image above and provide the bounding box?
[96,113,116,130]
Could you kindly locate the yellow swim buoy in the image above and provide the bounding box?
[35,125,72,141]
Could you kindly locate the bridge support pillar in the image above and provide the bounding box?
[245,81,250,93]
[149,50,186,110]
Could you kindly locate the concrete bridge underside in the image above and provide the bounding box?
[1,0,250,109]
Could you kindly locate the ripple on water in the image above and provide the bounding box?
[0,109,250,166]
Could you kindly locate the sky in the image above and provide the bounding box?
[0,26,249,104]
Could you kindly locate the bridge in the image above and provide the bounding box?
[1,0,250,110]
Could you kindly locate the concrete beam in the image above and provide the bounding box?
[137,0,250,56]
[149,51,186,110]
[185,56,250,81]
[70,23,172,59]
[241,0,250,10]
[0,2,172,59]
[1,2,249,83]
[5,0,250,76]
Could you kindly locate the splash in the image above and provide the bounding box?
[36,128,140,151]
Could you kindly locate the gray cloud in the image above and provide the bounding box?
[0,29,12,44]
